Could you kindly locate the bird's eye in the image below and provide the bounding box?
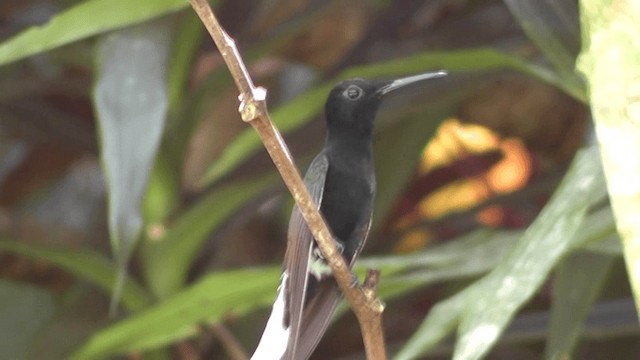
[343,85,363,101]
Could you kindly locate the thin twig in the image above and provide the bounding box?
[210,323,249,360]
[189,1,386,359]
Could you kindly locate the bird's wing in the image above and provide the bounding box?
[292,280,341,359]
[251,153,328,360]
[284,153,329,359]
[291,203,374,360]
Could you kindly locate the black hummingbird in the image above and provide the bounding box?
[252,71,446,360]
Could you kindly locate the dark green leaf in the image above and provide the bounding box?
[0,0,197,67]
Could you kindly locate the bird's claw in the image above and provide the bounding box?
[350,274,359,288]
[335,241,344,254]
[313,241,344,261]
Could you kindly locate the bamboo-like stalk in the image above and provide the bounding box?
[578,0,640,315]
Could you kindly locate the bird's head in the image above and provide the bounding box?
[324,71,446,136]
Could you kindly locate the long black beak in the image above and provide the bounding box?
[377,70,447,96]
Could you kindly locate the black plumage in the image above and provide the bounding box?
[252,71,446,360]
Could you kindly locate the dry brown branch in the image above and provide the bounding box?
[189,0,386,358]
[210,323,249,360]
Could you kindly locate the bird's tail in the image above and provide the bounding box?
[289,280,341,359]
[251,274,290,360]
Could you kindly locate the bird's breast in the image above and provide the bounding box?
[319,160,375,258]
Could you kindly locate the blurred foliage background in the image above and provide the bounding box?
[0,0,638,359]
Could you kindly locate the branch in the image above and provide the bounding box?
[210,323,249,360]
[189,1,386,358]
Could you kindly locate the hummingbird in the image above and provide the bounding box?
[252,71,446,360]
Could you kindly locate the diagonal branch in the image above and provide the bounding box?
[189,1,386,359]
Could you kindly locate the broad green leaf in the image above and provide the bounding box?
[386,232,518,286]
[452,147,607,360]
[572,206,618,249]
[545,252,615,359]
[328,230,515,319]
[452,148,607,360]
[0,0,197,67]
[381,233,519,359]
[71,267,280,359]
[584,237,622,256]
[575,206,621,254]
[395,146,608,360]
[0,281,57,360]
[578,0,640,315]
[373,208,617,332]
[0,239,150,311]
[94,19,172,308]
[141,174,279,298]
[393,207,618,360]
[200,48,585,188]
[334,230,519,320]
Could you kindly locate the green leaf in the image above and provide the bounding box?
[386,232,519,285]
[395,292,468,360]
[143,13,207,225]
[583,237,622,256]
[141,174,279,298]
[503,0,585,96]
[166,11,206,114]
[71,267,280,359]
[0,239,151,311]
[0,0,197,67]
[379,233,520,358]
[94,19,173,308]
[0,280,57,360]
[359,229,517,272]
[143,151,182,224]
[394,146,608,360]
[325,230,517,321]
[545,252,615,359]
[452,147,607,360]
[200,48,585,188]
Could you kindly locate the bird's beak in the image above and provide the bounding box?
[377,70,447,96]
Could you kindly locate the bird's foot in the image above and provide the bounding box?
[312,241,344,261]
[350,273,359,288]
